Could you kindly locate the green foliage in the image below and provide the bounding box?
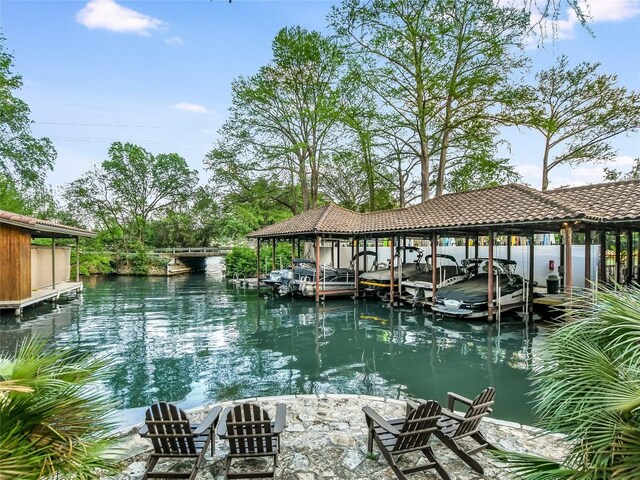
[71,250,115,277]
[508,55,640,190]
[0,37,56,191]
[115,248,169,275]
[0,339,119,479]
[258,241,293,273]
[502,286,640,480]
[207,26,346,213]
[66,142,199,248]
[225,245,258,277]
[603,158,640,182]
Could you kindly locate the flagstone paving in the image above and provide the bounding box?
[106,394,567,480]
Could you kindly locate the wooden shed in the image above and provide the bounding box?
[0,210,95,315]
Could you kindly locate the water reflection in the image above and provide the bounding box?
[0,272,541,426]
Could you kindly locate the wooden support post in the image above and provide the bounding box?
[565,224,573,295]
[528,233,535,321]
[51,238,56,289]
[291,240,295,270]
[600,230,607,284]
[626,231,633,285]
[375,238,379,268]
[584,229,591,289]
[256,239,261,285]
[487,231,494,321]
[271,238,276,271]
[363,238,368,272]
[637,231,640,284]
[402,236,407,263]
[297,239,302,258]
[474,234,479,259]
[389,237,395,304]
[355,238,360,296]
[331,241,335,267]
[506,235,512,261]
[351,239,354,266]
[614,231,621,283]
[464,236,469,260]
[559,229,565,290]
[75,236,80,282]
[337,240,341,268]
[431,233,438,302]
[315,236,321,303]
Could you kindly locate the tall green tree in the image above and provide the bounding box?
[206,26,346,212]
[66,142,198,247]
[329,0,528,200]
[509,55,640,190]
[0,37,56,212]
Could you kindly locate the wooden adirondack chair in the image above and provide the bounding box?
[435,387,496,474]
[217,402,287,479]
[363,400,451,480]
[139,402,222,480]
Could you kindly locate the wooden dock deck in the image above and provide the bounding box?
[0,281,83,315]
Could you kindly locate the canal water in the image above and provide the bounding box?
[0,268,542,427]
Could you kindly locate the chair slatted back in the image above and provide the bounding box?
[455,387,495,438]
[144,402,196,455]
[393,401,441,453]
[225,403,274,455]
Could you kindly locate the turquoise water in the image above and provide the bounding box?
[0,270,541,426]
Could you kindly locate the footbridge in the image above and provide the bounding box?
[150,246,233,257]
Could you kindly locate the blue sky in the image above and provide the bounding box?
[1,0,639,193]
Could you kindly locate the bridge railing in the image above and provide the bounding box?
[150,246,234,255]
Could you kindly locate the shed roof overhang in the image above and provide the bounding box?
[0,211,96,238]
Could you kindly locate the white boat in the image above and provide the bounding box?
[359,247,424,295]
[401,254,469,306]
[432,259,528,319]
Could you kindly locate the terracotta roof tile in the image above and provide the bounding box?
[0,210,95,237]
[248,180,640,238]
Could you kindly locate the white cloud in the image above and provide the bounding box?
[524,0,640,45]
[76,0,163,36]
[173,103,210,114]
[165,36,184,46]
[582,0,640,22]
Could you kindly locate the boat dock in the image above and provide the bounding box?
[0,281,83,316]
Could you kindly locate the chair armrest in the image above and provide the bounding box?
[362,406,400,436]
[447,391,473,410]
[216,407,232,438]
[194,406,222,436]
[440,407,467,422]
[273,403,287,434]
[138,424,149,437]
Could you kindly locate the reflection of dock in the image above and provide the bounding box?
[0,281,83,315]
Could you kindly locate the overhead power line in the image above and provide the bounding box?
[36,121,197,130]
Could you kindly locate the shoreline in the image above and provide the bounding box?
[106,394,566,480]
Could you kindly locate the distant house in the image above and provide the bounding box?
[0,210,95,315]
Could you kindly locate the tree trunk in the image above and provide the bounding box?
[360,133,376,211]
[436,126,451,197]
[542,136,551,191]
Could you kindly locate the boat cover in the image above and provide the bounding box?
[436,274,523,303]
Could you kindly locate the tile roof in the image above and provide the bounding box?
[545,179,640,221]
[0,210,95,237]
[248,180,640,238]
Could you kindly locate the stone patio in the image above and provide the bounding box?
[105,394,567,480]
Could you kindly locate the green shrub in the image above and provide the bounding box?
[0,339,119,479]
[71,250,115,277]
[225,245,257,277]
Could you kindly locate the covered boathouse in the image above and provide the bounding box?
[248,180,640,320]
[0,210,95,315]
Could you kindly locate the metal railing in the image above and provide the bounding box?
[150,247,233,256]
